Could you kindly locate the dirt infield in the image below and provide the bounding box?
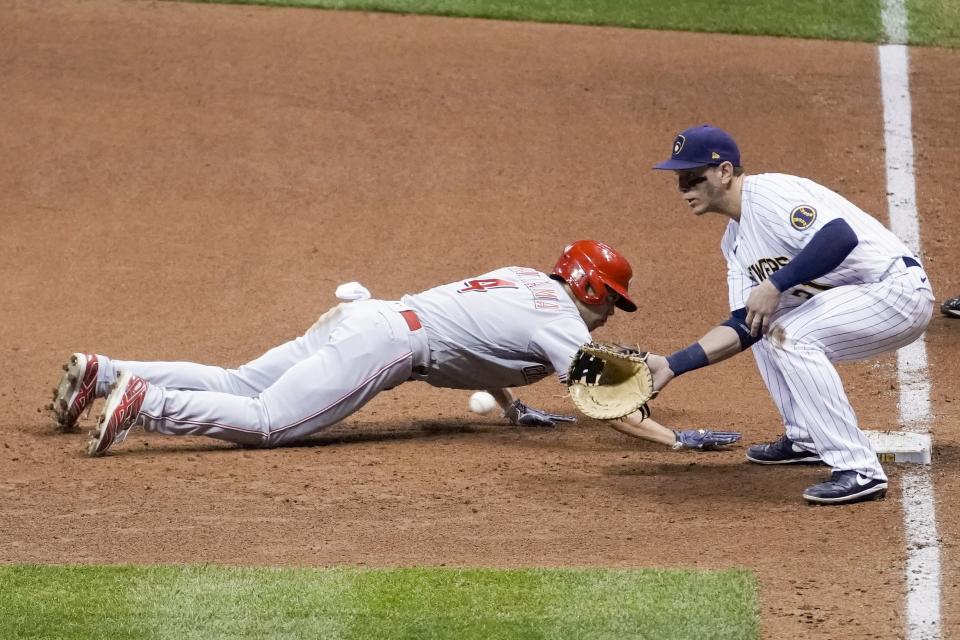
[2,1,959,637]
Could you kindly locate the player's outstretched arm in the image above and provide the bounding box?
[610,413,741,451]
[487,388,576,428]
[609,413,676,446]
[654,321,751,393]
[487,388,518,412]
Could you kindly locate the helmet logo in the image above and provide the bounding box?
[673,135,686,156]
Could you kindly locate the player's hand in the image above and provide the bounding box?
[645,353,674,393]
[504,400,576,428]
[672,428,742,450]
[745,280,782,337]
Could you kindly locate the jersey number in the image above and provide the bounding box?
[458,278,519,293]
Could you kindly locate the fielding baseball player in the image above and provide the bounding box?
[650,125,935,505]
[49,240,739,456]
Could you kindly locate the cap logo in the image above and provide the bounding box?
[711,151,720,160]
[790,205,817,230]
[672,135,685,156]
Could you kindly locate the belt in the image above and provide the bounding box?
[400,309,422,332]
[902,256,922,269]
[399,309,428,378]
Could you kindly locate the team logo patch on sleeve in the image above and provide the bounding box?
[790,205,817,230]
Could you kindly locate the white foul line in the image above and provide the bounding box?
[881,0,909,45]
[879,1,942,636]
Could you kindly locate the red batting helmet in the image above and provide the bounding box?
[550,240,637,312]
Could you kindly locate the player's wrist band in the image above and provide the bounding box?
[666,343,709,377]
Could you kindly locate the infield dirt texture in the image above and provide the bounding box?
[3,1,960,638]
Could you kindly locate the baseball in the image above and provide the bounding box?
[468,391,499,415]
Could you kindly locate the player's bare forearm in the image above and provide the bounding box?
[650,326,741,393]
[486,388,517,412]
[646,354,674,392]
[492,388,577,427]
[699,325,744,363]
[610,411,744,451]
[609,413,677,447]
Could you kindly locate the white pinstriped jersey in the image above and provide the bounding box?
[401,267,590,390]
[722,173,917,310]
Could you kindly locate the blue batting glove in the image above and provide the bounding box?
[672,428,742,450]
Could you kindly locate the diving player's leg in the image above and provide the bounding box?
[145,309,412,445]
[225,303,355,396]
[89,303,416,454]
[102,304,356,396]
[256,322,415,447]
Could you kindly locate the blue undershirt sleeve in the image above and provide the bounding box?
[768,218,858,292]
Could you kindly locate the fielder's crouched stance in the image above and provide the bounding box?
[49,241,739,457]
[651,125,935,505]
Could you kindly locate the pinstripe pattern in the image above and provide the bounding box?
[729,174,934,478]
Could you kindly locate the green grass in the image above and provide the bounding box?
[184,0,960,47]
[17,0,946,636]
[1,565,759,639]
[909,0,960,47]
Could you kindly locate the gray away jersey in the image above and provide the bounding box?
[401,266,590,389]
[722,173,916,310]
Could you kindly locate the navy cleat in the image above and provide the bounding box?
[941,297,960,318]
[803,470,888,505]
[745,434,822,465]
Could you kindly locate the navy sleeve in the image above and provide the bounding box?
[722,308,761,349]
[768,218,858,292]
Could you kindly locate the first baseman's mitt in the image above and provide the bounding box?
[566,342,655,420]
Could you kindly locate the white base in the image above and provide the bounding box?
[864,430,932,465]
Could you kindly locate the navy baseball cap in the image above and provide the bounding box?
[653,125,740,170]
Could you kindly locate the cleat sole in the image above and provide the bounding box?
[51,353,97,433]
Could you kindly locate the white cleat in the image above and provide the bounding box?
[87,371,147,457]
[51,353,100,432]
